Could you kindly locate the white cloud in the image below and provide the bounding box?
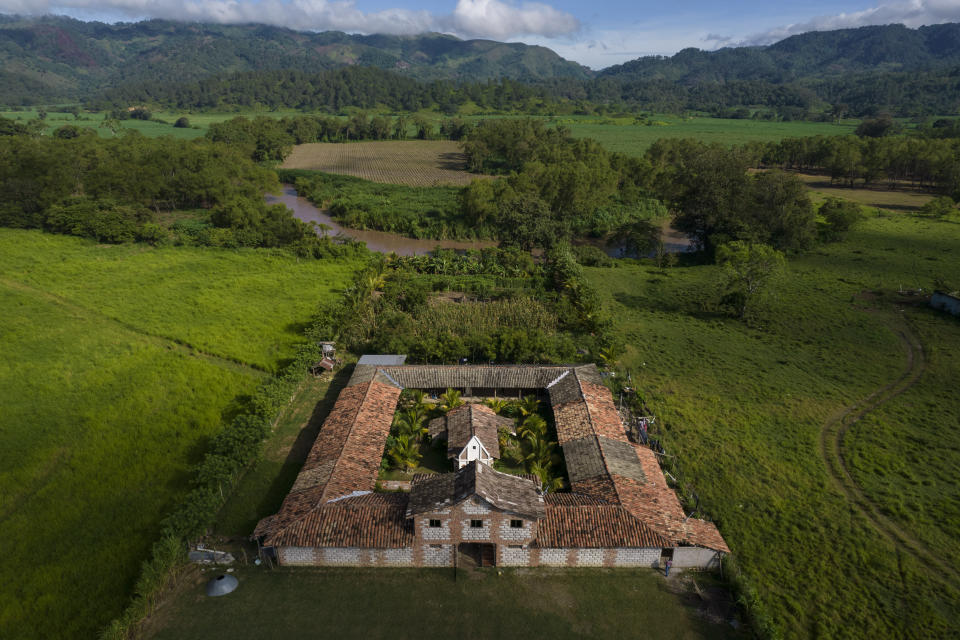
[448,0,579,39]
[0,0,579,39]
[742,1,960,46]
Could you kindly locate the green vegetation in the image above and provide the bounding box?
[588,211,960,637]
[563,116,856,156]
[0,231,362,371]
[144,566,739,640]
[287,170,466,239]
[0,230,363,640]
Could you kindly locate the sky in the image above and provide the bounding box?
[4,0,960,69]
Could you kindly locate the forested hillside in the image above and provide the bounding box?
[4,16,960,116]
[0,14,589,104]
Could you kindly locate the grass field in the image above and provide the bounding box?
[144,565,741,640]
[559,115,857,156]
[0,230,363,639]
[2,110,858,155]
[282,140,482,186]
[587,212,960,638]
[0,231,361,372]
[793,172,935,211]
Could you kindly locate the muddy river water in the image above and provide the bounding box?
[268,184,691,257]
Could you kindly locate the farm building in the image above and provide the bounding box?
[253,361,729,569]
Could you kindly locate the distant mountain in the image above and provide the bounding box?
[0,15,590,104]
[599,23,960,84]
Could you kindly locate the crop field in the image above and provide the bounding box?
[587,212,960,637]
[282,140,482,186]
[0,230,364,639]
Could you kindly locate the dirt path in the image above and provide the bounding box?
[819,313,959,581]
[0,276,269,378]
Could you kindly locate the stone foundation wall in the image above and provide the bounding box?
[277,544,715,569]
[277,546,414,567]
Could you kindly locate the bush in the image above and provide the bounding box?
[818,198,863,241]
[173,117,190,128]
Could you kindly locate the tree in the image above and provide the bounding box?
[919,196,957,218]
[174,117,190,128]
[818,198,863,241]
[716,241,785,318]
[439,388,464,412]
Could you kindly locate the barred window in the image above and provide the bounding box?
[470,519,483,528]
[429,519,441,528]
[510,519,523,528]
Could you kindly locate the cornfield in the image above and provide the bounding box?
[409,297,557,339]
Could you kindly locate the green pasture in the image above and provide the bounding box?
[561,115,857,156]
[145,566,740,640]
[0,230,363,639]
[0,230,362,372]
[1,109,857,152]
[587,212,960,637]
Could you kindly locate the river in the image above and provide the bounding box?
[266,185,496,256]
[268,184,691,257]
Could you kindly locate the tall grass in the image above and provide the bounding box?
[588,212,960,637]
[0,230,364,639]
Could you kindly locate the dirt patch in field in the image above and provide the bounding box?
[282,141,489,187]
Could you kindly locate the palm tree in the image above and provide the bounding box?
[484,398,508,414]
[518,414,546,441]
[439,388,464,412]
[388,433,421,471]
[524,431,555,469]
[394,409,428,440]
[518,395,539,417]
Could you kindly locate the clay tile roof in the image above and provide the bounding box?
[537,504,671,548]
[407,462,545,519]
[684,518,731,553]
[269,493,413,548]
[543,492,610,506]
[381,365,568,390]
[254,366,402,542]
[439,403,512,458]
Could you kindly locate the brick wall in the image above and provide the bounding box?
[614,548,660,568]
[277,546,414,566]
[421,543,454,566]
[279,546,316,565]
[576,548,604,567]
[537,548,572,566]
[498,518,534,541]
[500,546,530,566]
[413,497,538,554]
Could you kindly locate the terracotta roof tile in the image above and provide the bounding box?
[432,403,512,459]
[407,462,545,519]
[270,493,413,548]
[537,504,671,548]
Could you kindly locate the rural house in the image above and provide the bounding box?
[253,361,730,569]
